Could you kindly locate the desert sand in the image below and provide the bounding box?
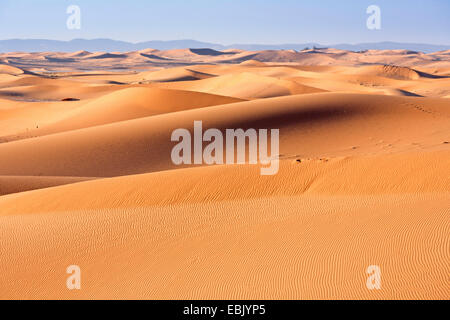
[0,48,449,300]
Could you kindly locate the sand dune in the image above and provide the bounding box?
[155,72,326,99]
[0,48,449,300]
[0,64,25,76]
[0,98,86,138]
[239,59,267,67]
[0,75,122,101]
[1,150,448,214]
[0,153,448,299]
[0,175,96,196]
[1,193,448,300]
[140,67,214,82]
[4,47,449,73]
[65,50,92,58]
[2,87,242,140]
[0,93,448,179]
[342,65,422,80]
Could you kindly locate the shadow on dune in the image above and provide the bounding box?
[189,48,232,56]
[416,70,449,79]
[86,53,128,59]
[140,53,174,61]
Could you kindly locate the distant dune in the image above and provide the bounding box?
[3,47,450,73]
[0,47,449,300]
[0,64,25,76]
[1,39,449,53]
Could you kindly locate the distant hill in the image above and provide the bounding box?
[0,39,222,52]
[0,39,449,53]
[332,42,450,53]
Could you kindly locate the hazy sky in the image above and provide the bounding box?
[0,0,448,45]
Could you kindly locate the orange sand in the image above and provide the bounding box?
[0,48,449,300]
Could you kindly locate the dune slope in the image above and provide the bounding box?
[0,152,448,299]
[0,93,448,178]
[0,52,449,300]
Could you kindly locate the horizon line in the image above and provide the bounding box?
[1,38,450,47]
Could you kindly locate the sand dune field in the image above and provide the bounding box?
[0,48,449,299]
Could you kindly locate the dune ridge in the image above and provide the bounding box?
[0,92,448,178]
[0,150,449,215]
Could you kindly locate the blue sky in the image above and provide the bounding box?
[0,0,448,45]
